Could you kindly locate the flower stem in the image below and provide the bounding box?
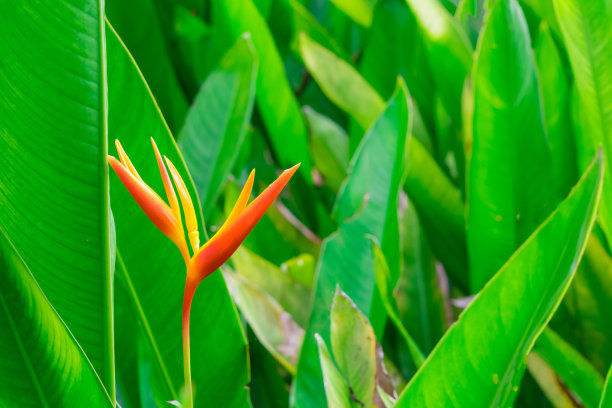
[182,278,197,408]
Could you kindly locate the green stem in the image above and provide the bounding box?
[182,278,197,408]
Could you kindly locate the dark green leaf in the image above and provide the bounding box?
[0,228,113,407]
[0,0,114,395]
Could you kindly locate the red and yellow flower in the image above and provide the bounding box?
[108,138,298,403]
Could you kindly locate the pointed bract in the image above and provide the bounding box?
[166,156,200,253]
[188,164,300,283]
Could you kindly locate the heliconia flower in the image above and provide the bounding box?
[108,138,299,404]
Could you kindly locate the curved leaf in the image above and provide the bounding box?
[0,0,114,395]
[106,23,250,408]
[602,365,612,408]
[554,0,612,245]
[292,81,410,408]
[0,227,113,407]
[395,152,603,407]
[468,0,553,291]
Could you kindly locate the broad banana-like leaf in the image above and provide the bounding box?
[0,0,114,396]
[395,152,603,407]
[106,23,250,408]
[178,35,258,216]
[468,0,553,292]
[554,0,612,246]
[292,81,409,408]
[0,227,113,407]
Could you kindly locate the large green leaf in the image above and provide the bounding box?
[106,0,188,132]
[106,23,249,408]
[554,0,612,246]
[0,0,114,396]
[212,0,312,180]
[178,35,258,216]
[468,0,553,292]
[395,152,603,407]
[535,23,577,200]
[292,82,409,408]
[0,228,113,407]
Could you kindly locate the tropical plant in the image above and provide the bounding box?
[1,0,612,407]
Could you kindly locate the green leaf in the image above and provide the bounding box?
[404,0,473,123]
[468,0,553,292]
[404,137,467,290]
[532,328,604,408]
[0,227,113,407]
[316,334,352,408]
[292,81,410,408]
[106,0,188,132]
[602,365,612,408]
[224,270,304,374]
[395,201,448,355]
[561,236,612,374]
[303,107,349,193]
[295,32,466,286]
[299,33,386,144]
[231,247,313,327]
[330,289,378,405]
[535,23,578,200]
[395,152,603,407]
[360,0,436,126]
[554,0,612,246]
[178,34,258,216]
[0,0,114,396]
[106,23,249,408]
[329,0,378,26]
[372,241,426,367]
[247,328,291,408]
[212,0,312,178]
[526,353,579,408]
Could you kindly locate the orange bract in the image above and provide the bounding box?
[108,137,299,283]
